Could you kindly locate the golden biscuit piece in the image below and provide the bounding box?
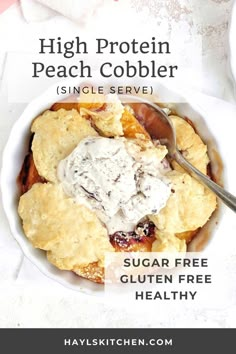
[80,107,124,137]
[170,115,209,174]
[18,183,114,269]
[149,170,216,234]
[126,138,168,165]
[152,231,186,253]
[80,94,125,137]
[31,109,97,183]
[74,262,105,284]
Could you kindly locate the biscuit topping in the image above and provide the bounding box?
[58,136,171,234]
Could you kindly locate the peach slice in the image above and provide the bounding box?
[121,107,150,139]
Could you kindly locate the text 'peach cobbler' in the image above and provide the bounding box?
[18,91,217,283]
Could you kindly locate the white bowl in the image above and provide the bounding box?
[0,78,230,294]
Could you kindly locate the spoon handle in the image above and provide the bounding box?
[174,149,236,212]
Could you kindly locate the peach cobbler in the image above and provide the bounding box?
[17,91,217,283]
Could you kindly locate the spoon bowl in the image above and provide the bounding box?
[120,95,236,213]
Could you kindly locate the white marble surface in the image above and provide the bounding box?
[0,0,236,328]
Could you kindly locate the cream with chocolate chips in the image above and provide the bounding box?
[58,136,171,234]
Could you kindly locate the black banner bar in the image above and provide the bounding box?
[0,328,235,354]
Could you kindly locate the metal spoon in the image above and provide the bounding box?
[120,94,236,212]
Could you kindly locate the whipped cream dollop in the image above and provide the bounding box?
[58,136,171,234]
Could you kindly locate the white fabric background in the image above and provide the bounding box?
[0,0,236,327]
